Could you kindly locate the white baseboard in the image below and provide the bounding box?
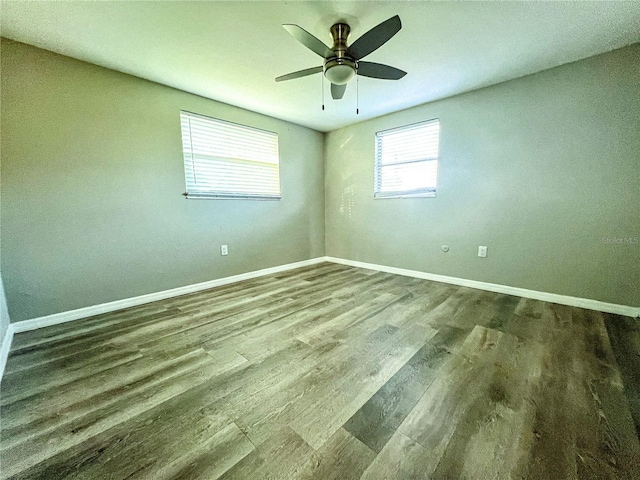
[325,257,640,318]
[11,257,327,335]
[0,324,15,383]
[3,254,637,381]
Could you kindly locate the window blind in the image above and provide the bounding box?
[374,119,440,198]
[180,111,281,199]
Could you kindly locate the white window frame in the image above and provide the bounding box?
[374,119,440,199]
[180,111,281,200]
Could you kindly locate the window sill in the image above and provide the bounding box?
[184,193,281,200]
[374,192,436,199]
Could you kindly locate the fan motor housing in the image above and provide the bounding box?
[324,23,356,85]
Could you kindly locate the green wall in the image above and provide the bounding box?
[325,44,640,307]
[1,40,325,322]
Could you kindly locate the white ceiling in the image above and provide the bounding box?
[2,1,640,132]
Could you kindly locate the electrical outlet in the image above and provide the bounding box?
[221,245,228,256]
[478,246,487,258]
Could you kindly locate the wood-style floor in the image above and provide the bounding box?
[1,262,639,479]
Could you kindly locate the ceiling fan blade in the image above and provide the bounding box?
[283,24,333,58]
[276,66,323,82]
[357,61,407,80]
[331,83,347,100]
[347,15,402,60]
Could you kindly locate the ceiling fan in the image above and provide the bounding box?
[276,15,407,100]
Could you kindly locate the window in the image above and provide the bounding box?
[374,119,440,198]
[180,111,280,199]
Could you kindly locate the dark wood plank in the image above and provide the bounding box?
[515,306,640,480]
[296,428,376,479]
[360,431,434,480]
[380,326,526,478]
[343,325,470,453]
[1,349,239,477]
[231,320,419,447]
[4,308,182,371]
[1,339,314,479]
[1,344,142,404]
[218,427,313,480]
[288,322,432,449]
[151,422,254,479]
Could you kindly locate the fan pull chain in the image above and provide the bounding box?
[321,74,325,111]
[356,69,359,115]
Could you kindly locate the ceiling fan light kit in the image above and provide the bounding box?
[276,15,407,103]
[324,58,356,85]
